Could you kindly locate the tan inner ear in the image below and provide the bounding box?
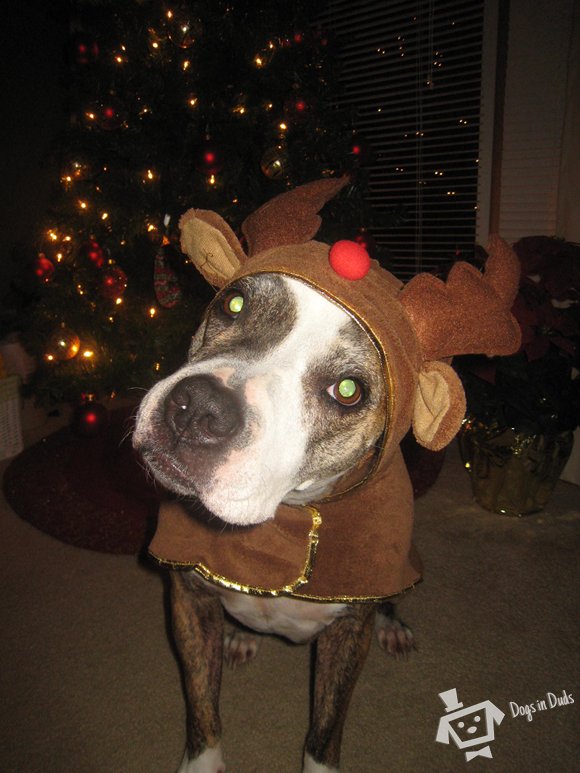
[412,361,466,452]
[179,210,243,288]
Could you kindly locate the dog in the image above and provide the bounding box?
[133,271,415,773]
[133,176,521,772]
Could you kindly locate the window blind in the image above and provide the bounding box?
[320,0,485,279]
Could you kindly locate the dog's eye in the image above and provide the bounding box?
[222,291,244,318]
[327,378,363,406]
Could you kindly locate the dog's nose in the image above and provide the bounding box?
[165,375,242,446]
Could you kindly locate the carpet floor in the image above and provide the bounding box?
[1,401,579,773]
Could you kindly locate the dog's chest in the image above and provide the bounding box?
[199,578,348,643]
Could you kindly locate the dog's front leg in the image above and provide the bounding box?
[304,604,376,772]
[169,570,226,773]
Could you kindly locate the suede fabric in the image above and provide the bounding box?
[241,176,349,255]
[150,449,422,602]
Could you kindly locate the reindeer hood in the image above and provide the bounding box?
[149,177,521,602]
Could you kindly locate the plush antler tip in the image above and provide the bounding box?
[484,233,521,307]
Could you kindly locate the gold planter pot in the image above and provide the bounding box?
[458,420,574,516]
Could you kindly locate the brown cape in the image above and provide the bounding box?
[150,447,422,602]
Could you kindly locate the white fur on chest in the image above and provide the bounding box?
[199,577,347,643]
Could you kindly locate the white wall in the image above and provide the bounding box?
[481,0,578,245]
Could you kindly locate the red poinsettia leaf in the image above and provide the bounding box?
[469,359,498,384]
[524,335,550,361]
[543,304,563,329]
[511,294,539,326]
[551,336,576,355]
[520,324,536,346]
[544,259,575,301]
[513,236,559,275]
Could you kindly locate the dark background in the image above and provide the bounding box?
[0,3,67,274]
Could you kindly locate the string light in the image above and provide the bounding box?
[149,307,157,318]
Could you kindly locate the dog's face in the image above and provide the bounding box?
[133,273,387,525]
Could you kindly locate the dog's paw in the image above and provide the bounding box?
[177,743,225,773]
[375,603,416,658]
[303,751,339,772]
[223,628,260,668]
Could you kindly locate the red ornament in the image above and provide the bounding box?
[70,33,100,65]
[35,253,55,282]
[329,240,371,280]
[79,239,106,268]
[349,134,372,166]
[154,248,182,308]
[194,140,225,174]
[96,97,127,130]
[70,399,108,437]
[354,228,377,257]
[284,95,311,121]
[101,266,128,299]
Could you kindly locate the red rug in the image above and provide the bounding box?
[2,408,161,554]
[2,408,445,555]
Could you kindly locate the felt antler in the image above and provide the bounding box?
[179,176,350,288]
[399,235,521,362]
[242,175,350,256]
[400,236,521,451]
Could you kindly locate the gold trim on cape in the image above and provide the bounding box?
[149,505,322,597]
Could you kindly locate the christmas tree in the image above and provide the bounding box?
[23,0,389,407]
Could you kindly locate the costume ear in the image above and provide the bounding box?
[179,209,247,288]
[412,361,466,451]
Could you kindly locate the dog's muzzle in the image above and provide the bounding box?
[164,375,243,448]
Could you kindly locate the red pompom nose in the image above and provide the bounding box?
[329,240,371,280]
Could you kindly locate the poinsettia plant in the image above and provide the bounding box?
[454,236,580,435]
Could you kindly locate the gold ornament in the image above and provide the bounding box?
[45,327,80,362]
[260,145,289,179]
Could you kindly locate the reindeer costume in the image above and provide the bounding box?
[149,177,521,602]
